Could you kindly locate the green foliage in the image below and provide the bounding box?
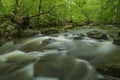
[0,0,120,26]
[0,21,17,37]
[1,0,13,16]
[99,0,120,24]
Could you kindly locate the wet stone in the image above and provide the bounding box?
[34,33,44,37]
[57,48,66,51]
[96,53,120,78]
[87,31,110,40]
[34,54,97,80]
[100,34,110,40]
[113,38,120,45]
[73,36,83,40]
[0,38,9,47]
[41,28,59,35]
[42,38,56,45]
[87,31,102,39]
[73,34,85,40]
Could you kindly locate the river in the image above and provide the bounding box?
[0,28,120,80]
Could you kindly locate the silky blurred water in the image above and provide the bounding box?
[0,29,120,80]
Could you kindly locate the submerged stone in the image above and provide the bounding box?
[34,54,97,80]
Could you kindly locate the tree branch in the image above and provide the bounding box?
[21,0,35,15]
[19,0,24,7]
[29,5,55,18]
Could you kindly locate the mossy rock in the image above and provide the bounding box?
[113,38,120,45]
[64,24,73,29]
[101,34,110,40]
[19,40,43,52]
[97,64,120,78]
[23,29,39,37]
[0,38,9,46]
[34,54,97,80]
[87,31,103,39]
[41,28,59,35]
[73,36,83,40]
[87,31,101,35]
[0,21,17,37]
[96,53,120,78]
[0,53,36,75]
[73,34,85,40]
[0,60,32,75]
[87,31,110,40]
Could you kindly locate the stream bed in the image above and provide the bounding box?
[0,27,120,80]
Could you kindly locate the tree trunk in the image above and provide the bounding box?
[37,0,43,24]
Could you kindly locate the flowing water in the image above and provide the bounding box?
[0,29,120,80]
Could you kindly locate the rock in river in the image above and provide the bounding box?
[96,53,120,78]
[113,38,120,45]
[34,54,97,80]
[87,31,110,40]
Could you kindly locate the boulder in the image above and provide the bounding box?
[41,28,59,35]
[96,53,120,78]
[73,36,83,40]
[0,38,8,46]
[73,34,85,40]
[42,38,56,45]
[87,31,110,40]
[34,54,97,80]
[66,33,85,40]
[0,21,17,37]
[100,34,110,40]
[19,39,43,52]
[87,31,102,39]
[0,51,38,75]
[0,41,15,54]
[113,38,120,45]
[34,33,44,37]
[19,36,73,52]
[16,29,40,37]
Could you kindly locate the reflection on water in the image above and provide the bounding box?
[0,29,120,80]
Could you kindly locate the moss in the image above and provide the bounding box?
[96,53,120,78]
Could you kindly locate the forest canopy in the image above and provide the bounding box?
[0,0,120,26]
